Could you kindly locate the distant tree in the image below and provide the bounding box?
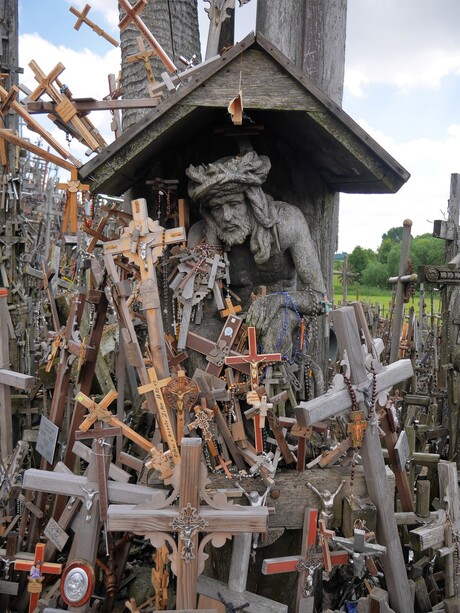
[381,226,403,243]
[361,261,389,289]
[377,237,394,264]
[410,234,445,269]
[348,246,376,278]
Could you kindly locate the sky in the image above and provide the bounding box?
[17,0,460,254]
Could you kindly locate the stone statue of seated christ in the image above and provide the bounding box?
[186,151,326,354]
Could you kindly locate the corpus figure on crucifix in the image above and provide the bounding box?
[186,151,326,353]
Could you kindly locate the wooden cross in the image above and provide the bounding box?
[118,0,177,73]
[14,543,62,613]
[192,369,246,471]
[244,394,272,453]
[225,326,281,389]
[75,391,122,522]
[127,36,159,95]
[28,60,103,151]
[70,4,119,47]
[57,168,91,234]
[220,296,242,318]
[296,306,414,613]
[0,288,34,463]
[163,370,199,442]
[0,83,80,165]
[186,315,247,377]
[262,508,347,613]
[137,366,181,464]
[75,389,170,471]
[332,528,386,578]
[103,197,185,379]
[188,399,233,478]
[107,438,268,610]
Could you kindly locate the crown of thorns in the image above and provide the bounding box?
[186,151,271,203]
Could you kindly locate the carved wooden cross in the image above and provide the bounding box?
[262,508,348,613]
[0,288,34,463]
[296,306,414,613]
[75,389,171,472]
[107,438,268,609]
[220,296,242,318]
[225,326,281,389]
[103,197,185,379]
[118,0,177,73]
[57,168,91,234]
[14,542,62,613]
[76,388,123,520]
[244,394,272,453]
[70,3,119,47]
[137,366,181,464]
[127,35,159,93]
[163,370,199,441]
[28,60,103,151]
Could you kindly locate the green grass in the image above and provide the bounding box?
[331,280,441,319]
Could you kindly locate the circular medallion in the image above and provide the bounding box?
[61,559,95,607]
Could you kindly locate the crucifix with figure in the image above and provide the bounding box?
[107,437,268,610]
[225,326,281,390]
[103,197,185,379]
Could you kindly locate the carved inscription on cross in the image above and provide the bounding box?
[225,326,281,390]
[14,543,62,613]
[103,197,185,379]
[107,438,268,610]
[137,366,181,464]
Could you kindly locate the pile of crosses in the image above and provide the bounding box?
[0,190,458,613]
[0,2,459,613]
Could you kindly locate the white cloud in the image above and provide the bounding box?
[345,0,460,93]
[337,120,460,253]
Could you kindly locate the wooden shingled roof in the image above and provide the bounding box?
[79,32,410,196]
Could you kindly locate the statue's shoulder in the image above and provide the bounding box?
[273,200,308,241]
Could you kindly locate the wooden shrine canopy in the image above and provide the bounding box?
[78,32,410,196]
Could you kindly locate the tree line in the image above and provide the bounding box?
[337,226,445,289]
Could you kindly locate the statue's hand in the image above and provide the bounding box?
[247,295,281,335]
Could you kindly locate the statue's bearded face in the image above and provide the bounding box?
[206,192,252,246]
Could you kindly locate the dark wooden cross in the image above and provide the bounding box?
[225,326,281,390]
[70,3,119,47]
[107,438,268,609]
[14,542,62,613]
[262,508,348,613]
[118,0,177,73]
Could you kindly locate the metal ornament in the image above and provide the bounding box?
[61,559,95,607]
[170,502,208,563]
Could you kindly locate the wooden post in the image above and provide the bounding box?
[332,307,414,613]
[389,219,413,364]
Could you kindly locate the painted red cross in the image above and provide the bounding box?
[225,326,281,389]
[14,542,62,613]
